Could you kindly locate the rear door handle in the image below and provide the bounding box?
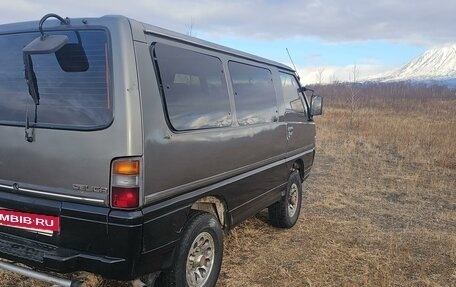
[287,126,294,139]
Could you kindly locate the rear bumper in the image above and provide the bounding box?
[0,231,127,277]
[0,189,167,280]
[0,208,146,280]
[0,216,177,281]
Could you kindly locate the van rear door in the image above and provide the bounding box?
[0,29,114,206]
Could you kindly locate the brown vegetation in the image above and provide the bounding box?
[1,83,455,286]
[218,83,456,287]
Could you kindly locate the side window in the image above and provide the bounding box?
[229,62,278,126]
[153,43,232,130]
[279,73,306,114]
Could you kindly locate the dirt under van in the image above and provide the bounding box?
[0,14,322,287]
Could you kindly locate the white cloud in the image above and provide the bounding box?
[1,0,455,44]
[0,0,442,85]
[0,0,44,23]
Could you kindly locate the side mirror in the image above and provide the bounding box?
[55,42,89,72]
[21,13,72,143]
[23,34,69,55]
[298,86,314,93]
[310,95,323,116]
[23,34,69,105]
[55,31,89,72]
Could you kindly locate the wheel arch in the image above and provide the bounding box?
[190,196,228,229]
[292,159,304,182]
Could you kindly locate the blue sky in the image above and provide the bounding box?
[203,35,427,83]
[0,0,454,84]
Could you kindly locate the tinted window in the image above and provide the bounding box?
[280,73,306,114]
[229,62,277,125]
[153,43,231,130]
[0,30,111,129]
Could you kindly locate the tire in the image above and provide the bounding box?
[155,212,223,287]
[268,170,303,228]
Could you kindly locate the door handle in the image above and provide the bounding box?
[287,126,294,139]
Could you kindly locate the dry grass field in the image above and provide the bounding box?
[218,94,456,287]
[1,85,455,286]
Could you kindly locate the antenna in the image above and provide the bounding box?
[286,48,300,80]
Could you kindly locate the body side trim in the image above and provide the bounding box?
[0,184,104,204]
[228,183,287,213]
[145,148,314,204]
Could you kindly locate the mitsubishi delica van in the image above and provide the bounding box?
[0,14,323,287]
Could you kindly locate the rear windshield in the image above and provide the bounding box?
[0,30,112,129]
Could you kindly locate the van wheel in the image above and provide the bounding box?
[155,212,223,287]
[268,171,302,228]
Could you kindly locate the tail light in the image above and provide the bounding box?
[110,158,142,209]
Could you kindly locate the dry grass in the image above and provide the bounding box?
[1,95,455,287]
[218,96,456,287]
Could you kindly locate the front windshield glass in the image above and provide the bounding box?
[0,30,112,129]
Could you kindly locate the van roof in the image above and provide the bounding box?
[136,19,294,72]
[0,15,295,73]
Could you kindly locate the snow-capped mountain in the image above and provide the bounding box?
[373,44,456,84]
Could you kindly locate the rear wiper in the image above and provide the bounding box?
[23,54,39,142]
[22,13,70,142]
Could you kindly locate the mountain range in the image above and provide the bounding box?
[369,44,456,87]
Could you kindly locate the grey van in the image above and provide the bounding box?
[0,14,322,287]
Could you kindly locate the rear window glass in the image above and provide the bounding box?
[0,30,112,129]
[153,43,232,131]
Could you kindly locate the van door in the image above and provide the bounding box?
[0,29,137,207]
[279,73,316,168]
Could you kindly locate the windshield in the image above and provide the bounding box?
[0,29,112,129]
